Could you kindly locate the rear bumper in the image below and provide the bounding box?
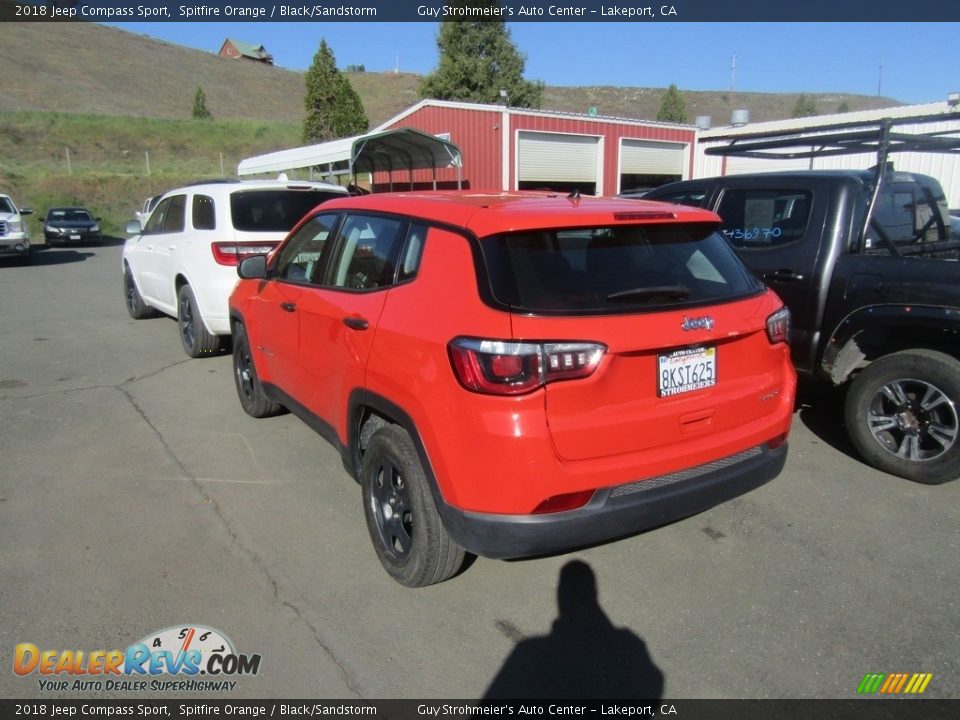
[437,441,787,559]
[46,231,101,244]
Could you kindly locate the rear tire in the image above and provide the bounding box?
[177,283,220,358]
[361,425,466,587]
[845,350,960,484]
[232,323,282,418]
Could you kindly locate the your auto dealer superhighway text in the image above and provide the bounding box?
[415,706,676,717]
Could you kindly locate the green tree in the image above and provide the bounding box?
[419,1,543,108]
[656,84,688,123]
[303,39,369,144]
[192,87,212,120]
[836,100,851,113]
[792,93,818,118]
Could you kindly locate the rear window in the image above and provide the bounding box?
[482,223,763,314]
[230,190,344,232]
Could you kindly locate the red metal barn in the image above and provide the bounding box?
[376,100,696,195]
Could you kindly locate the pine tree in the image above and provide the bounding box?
[656,84,687,123]
[192,87,212,120]
[419,1,543,108]
[792,93,818,118]
[303,40,369,144]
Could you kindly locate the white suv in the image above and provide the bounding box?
[0,193,34,262]
[122,179,347,357]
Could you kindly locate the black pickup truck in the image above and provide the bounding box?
[642,115,960,484]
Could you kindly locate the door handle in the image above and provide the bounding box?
[342,315,369,330]
[167,245,176,251]
[763,269,805,283]
[280,302,297,313]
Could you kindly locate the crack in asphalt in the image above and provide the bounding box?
[5,357,364,696]
[0,358,192,402]
[114,384,363,698]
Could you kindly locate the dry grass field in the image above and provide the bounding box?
[0,22,899,127]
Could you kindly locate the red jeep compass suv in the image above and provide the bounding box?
[229,192,796,586]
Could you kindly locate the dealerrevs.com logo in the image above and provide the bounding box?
[14,625,261,692]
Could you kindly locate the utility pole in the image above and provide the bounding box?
[730,53,737,107]
[877,57,883,97]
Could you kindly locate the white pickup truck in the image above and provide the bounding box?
[0,193,34,263]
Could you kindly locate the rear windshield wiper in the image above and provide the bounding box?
[607,285,691,302]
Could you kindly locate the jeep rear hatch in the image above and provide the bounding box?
[481,223,792,462]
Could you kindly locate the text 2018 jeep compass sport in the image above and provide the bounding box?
[229,192,796,586]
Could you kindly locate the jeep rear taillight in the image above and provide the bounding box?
[448,339,605,396]
[211,242,278,266]
[765,307,791,344]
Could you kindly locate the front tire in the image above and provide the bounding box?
[177,283,220,358]
[232,323,282,418]
[845,350,960,484]
[361,425,466,587]
[123,267,157,319]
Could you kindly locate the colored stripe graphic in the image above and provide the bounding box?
[858,672,932,694]
[857,673,885,694]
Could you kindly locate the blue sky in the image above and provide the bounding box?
[107,22,958,105]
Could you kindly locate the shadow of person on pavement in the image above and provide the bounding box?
[484,560,664,699]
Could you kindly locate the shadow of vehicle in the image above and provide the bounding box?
[98,234,127,247]
[484,560,664,699]
[795,378,861,462]
[26,247,96,266]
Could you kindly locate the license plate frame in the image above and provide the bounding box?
[657,346,716,397]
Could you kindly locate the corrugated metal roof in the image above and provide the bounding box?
[376,99,693,132]
[700,101,953,138]
[237,128,461,180]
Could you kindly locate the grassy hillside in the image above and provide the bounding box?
[0,22,421,127]
[1,22,899,127]
[0,111,302,237]
[0,22,904,237]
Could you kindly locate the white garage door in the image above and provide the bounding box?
[619,139,685,176]
[518,132,600,184]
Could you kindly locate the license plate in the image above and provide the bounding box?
[70,234,81,240]
[657,346,716,397]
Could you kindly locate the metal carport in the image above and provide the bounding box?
[237,127,462,191]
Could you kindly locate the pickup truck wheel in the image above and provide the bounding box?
[845,350,960,484]
[123,267,157,319]
[232,324,281,418]
[177,283,220,358]
[361,425,466,587]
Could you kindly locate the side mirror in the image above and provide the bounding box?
[124,220,142,235]
[20,208,34,216]
[237,254,267,280]
[95,217,102,222]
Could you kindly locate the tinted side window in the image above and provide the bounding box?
[162,194,187,233]
[143,197,171,234]
[328,215,405,291]
[715,189,812,249]
[649,188,710,208]
[397,223,427,282]
[274,214,339,284]
[192,195,216,231]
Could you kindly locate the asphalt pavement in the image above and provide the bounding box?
[1,244,957,700]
